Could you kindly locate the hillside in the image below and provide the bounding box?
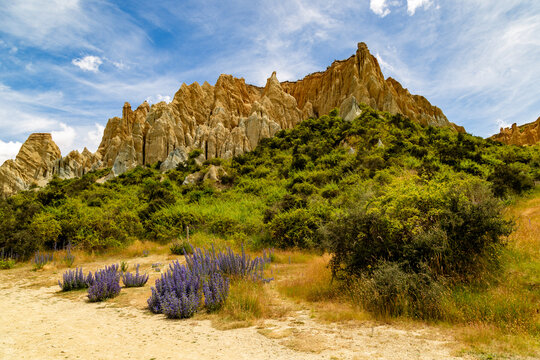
[2,106,540,358]
[1,105,538,258]
[0,42,463,198]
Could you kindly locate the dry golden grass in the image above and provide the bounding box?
[453,323,540,359]
[271,250,320,264]
[505,188,540,254]
[212,279,288,329]
[276,253,372,323]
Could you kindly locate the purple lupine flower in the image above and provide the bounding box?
[58,267,93,291]
[87,264,121,302]
[203,272,229,312]
[122,264,149,287]
[33,251,53,270]
[147,260,201,317]
[147,245,274,319]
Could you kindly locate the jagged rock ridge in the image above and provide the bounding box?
[490,116,540,146]
[0,42,461,197]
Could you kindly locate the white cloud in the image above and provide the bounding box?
[51,123,76,155]
[145,94,172,104]
[0,140,23,165]
[72,56,103,72]
[370,0,391,17]
[85,123,105,152]
[407,0,432,16]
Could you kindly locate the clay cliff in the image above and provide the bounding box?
[0,134,61,196]
[490,116,540,146]
[0,42,461,197]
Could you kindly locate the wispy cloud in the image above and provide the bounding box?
[85,123,105,152]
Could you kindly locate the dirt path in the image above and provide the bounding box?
[0,261,469,360]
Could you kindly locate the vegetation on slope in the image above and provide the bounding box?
[1,105,539,328]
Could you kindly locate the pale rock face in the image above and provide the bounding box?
[490,116,540,146]
[55,148,102,179]
[1,42,461,197]
[112,143,139,176]
[182,172,203,185]
[0,133,61,197]
[203,165,227,182]
[340,96,362,122]
[281,43,463,131]
[160,147,189,172]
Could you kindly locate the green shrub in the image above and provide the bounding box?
[321,183,340,198]
[325,175,512,281]
[351,262,444,319]
[208,218,241,236]
[269,208,320,248]
[146,207,202,243]
[0,258,15,269]
[188,149,203,159]
[170,241,193,255]
[489,163,534,197]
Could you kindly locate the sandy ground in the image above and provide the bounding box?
[0,257,470,360]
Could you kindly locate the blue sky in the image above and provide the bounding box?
[0,0,539,163]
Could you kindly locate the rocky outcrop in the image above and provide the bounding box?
[54,148,102,179]
[0,42,461,197]
[490,117,540,146]
[282,43,463,132]
[0,133,61,196]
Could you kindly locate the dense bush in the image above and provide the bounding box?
[325,176,511,280]
[87,264,121,302]
[268,208,320,248]
[488,163,534,197]
[0,258,15,269]
[351,262,445,319]
[58,268,93,291]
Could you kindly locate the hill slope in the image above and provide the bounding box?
[0,42,462,197]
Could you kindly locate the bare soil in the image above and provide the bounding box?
[0,255,470,360]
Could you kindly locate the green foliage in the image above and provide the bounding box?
[0,104,538,298]
[170,240,193,255]
[352,262,445,319]
[120,261,129,273]
[269,208,320,248]
[188,148,203,159]
[0,258,15,269]
[326,175,512,279]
